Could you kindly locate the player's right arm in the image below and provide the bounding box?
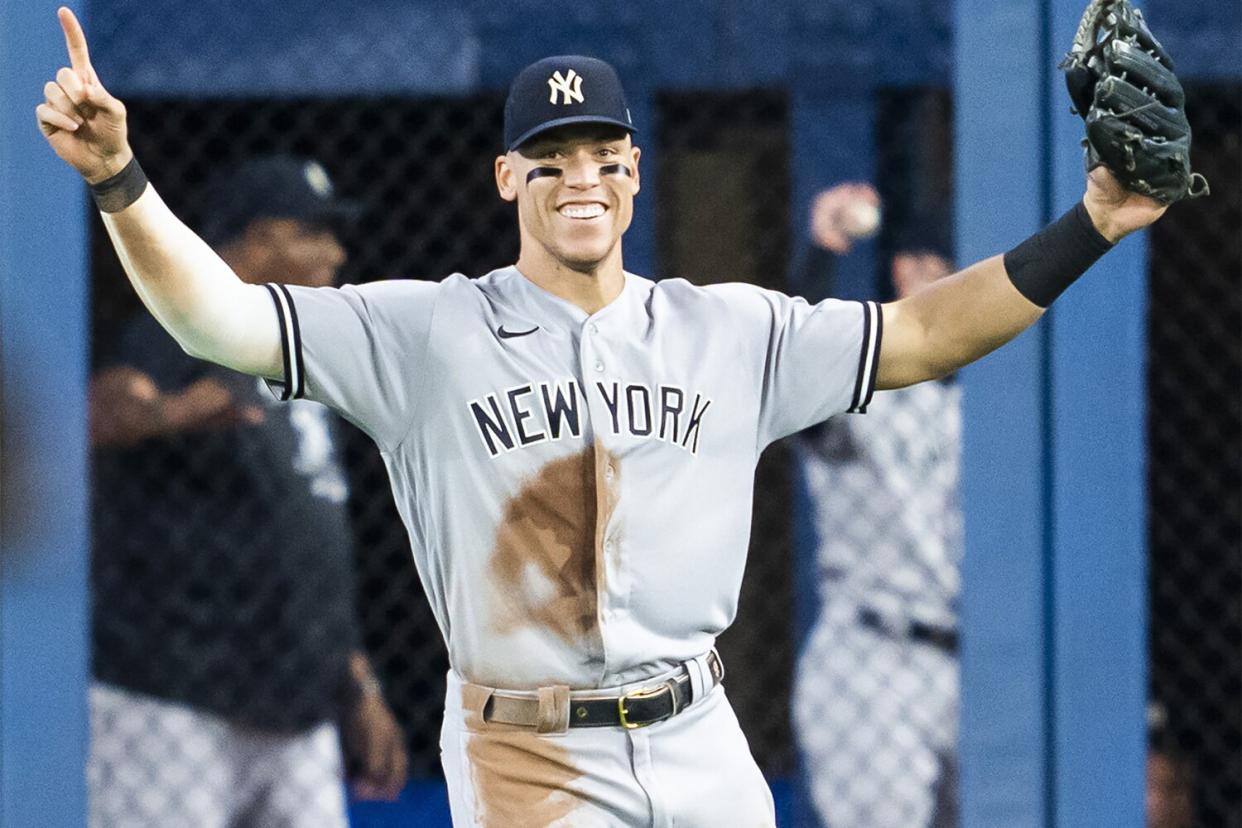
[37,7,282,380]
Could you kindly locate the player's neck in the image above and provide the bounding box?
[515,245,626,315]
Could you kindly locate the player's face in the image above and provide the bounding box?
[496,126,641,274]
[245,217,347,288]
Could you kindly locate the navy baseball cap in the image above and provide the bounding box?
[503,55,637,152]
[199,155,359,245]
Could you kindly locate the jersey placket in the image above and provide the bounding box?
[577,309,628,680]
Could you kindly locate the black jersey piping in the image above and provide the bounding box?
[264,283,304,401]
[848,301,883,414]
[275,283,306,400]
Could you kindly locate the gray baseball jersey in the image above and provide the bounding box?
[264,266,881,691]
[799,381,962,628]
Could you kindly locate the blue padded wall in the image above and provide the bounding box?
[0,3,91,827]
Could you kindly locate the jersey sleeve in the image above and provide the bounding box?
[264,279,439,451]
[740,287,883,447]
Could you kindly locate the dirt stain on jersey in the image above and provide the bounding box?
[466,731,583,826]
[490,443,620,650]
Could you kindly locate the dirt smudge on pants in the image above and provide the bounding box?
[466,730,584,826]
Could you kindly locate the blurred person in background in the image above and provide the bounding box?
[1147,701,1196,828]
[791,183,961,828]
[89,156,408,827]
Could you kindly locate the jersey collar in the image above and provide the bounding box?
[497,265,642,336]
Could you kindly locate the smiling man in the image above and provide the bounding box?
[40,7,1184,825]
[496,57,641,315]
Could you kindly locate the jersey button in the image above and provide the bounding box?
[604,464,616,481]
[589,323,599,335]
[594,361,605,373]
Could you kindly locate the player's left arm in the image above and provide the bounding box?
[875,166,1165,390]
[879,0,1205,390]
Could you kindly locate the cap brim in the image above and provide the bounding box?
[299,198,363,228]
[508,116,637,152]
[199,195,362,246]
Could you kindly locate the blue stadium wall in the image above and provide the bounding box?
[2,1,1238,826]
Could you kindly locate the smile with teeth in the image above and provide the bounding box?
[559,203,607,219]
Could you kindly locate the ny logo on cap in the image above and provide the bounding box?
[547,69,585,105]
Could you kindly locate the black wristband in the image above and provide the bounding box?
[1003,201,1114,308]
[90,156,149,213]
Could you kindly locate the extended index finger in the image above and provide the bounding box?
[58,7,92,75]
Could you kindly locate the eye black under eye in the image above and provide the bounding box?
[526,167,563,183]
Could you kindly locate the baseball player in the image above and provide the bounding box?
[791,185,962,827]
[86,156,408,827]
[38,4,1196,825]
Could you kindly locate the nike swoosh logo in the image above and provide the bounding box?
[497,325,540,339]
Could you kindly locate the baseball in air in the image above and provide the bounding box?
[843,202,881,239]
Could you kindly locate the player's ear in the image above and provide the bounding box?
[495,155,518,203]
[630,145,641,195]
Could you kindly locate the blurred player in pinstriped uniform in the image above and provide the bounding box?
[792,183,961,827]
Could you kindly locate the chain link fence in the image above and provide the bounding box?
[1148,82,1242,828]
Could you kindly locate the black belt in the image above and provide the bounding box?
[858,607,959,654]
[483,650,724,730]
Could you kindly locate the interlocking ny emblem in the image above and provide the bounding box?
[547,69,585,105]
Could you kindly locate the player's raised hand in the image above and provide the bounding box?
[37,7,132,184]
[1082,165,1170,244]
[810,182,882,254]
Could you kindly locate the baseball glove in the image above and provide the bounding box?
[1061,0,1209,204]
